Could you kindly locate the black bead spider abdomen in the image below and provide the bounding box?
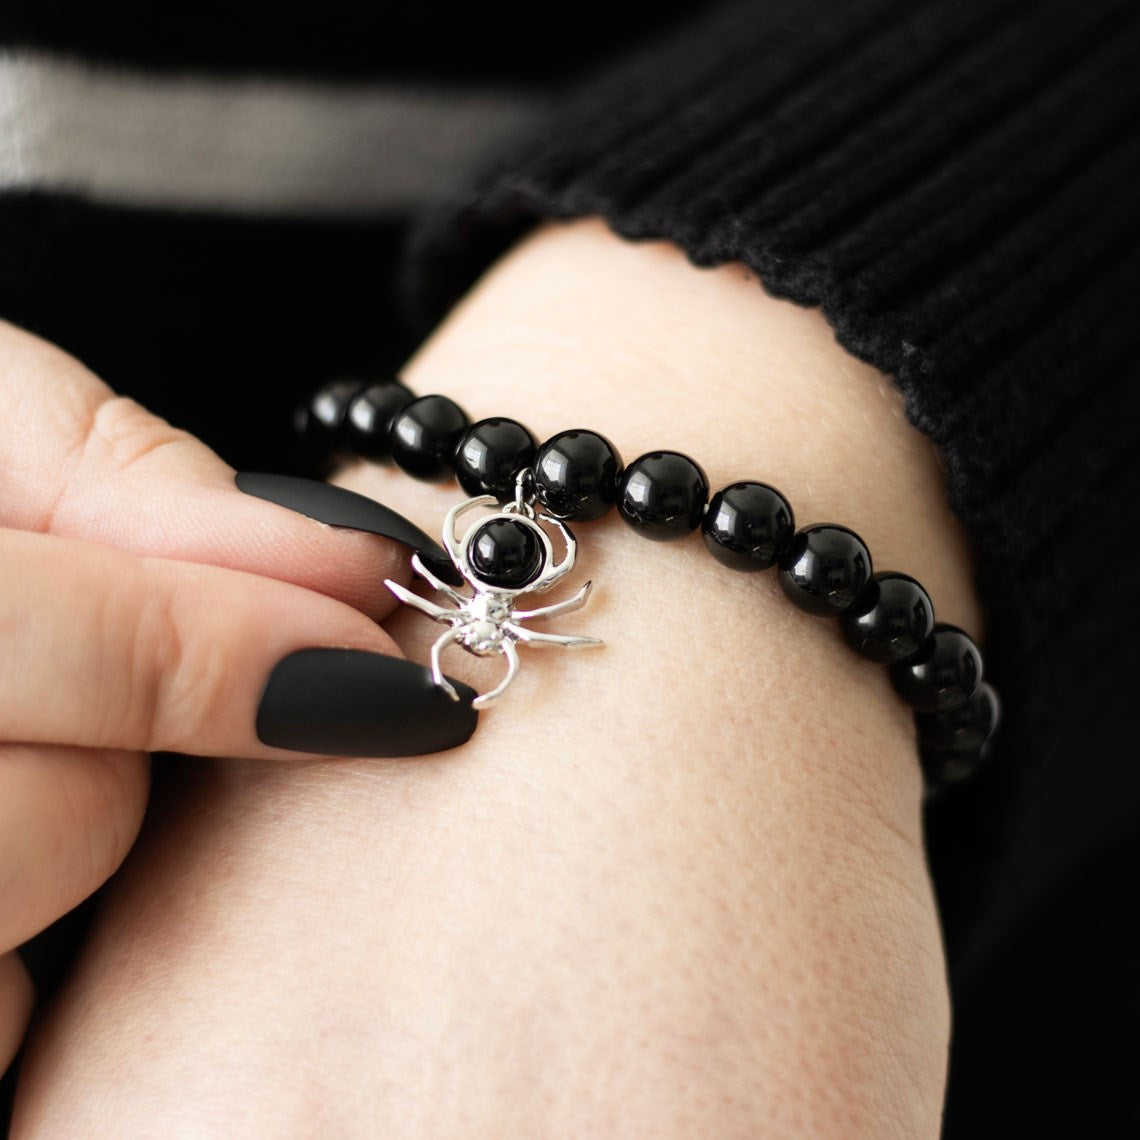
[384,485,603,710]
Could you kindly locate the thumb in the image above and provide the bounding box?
[0,528,478,759]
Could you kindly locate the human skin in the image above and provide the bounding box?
[0,318,426,1082]
[13,219,981,1138]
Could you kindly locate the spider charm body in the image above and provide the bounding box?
[384,476,603,709]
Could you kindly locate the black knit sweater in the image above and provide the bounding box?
[2,1,1139,1134]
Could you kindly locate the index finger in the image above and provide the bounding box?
[0,320,449,617]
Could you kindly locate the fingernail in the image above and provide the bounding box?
[256,649,478,756]
[235,472,462,586]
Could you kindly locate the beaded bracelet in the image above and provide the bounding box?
[297,378,1000,792]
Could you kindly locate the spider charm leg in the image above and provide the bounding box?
[383,470,603,709]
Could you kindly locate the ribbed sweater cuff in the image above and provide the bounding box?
[406,0,1140,662]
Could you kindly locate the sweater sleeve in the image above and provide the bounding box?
[404,2,1140,1135]
[408,0,1137,604]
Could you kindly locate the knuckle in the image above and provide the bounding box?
[128,577,188,750]
[36,392,193,533]
[84,395,194,476]
[91,558,229,754]
[102,571,177,749]
[131,569,226,752]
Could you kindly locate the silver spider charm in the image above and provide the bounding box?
[384,471,603,709]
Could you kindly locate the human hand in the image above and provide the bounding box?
[12,221,979,1137]
[0,321,477,1076]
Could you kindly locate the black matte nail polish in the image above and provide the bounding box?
[256,649,478,757]
[235,472,463,586]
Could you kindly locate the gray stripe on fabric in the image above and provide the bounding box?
[0,49,539,216]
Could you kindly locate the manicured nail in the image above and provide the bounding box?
[235,472,462,586]
[256,649,478,756]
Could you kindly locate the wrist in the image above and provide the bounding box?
[14,218,959,1138]
[344,216,983,813]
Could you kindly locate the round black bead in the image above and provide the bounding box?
[702,481,794,571]
[294,379,363,451]
[920,738,997,792]
[777,524,872,616]
[889,623,983,712]
[453,417,537,500]
[916,681,1000,752]
[389,394,470,482]
[617,451,708,541]
[840,571,934,664]
[468,518,544,589]
[534,429,623,522]
[345,381,415,460]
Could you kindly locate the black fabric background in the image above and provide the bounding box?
[2,2,1139,1134]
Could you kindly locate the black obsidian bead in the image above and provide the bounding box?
[916,681,1000,752]
[469,518,544,589]
[920,738,996,792]
[389,394,470,482]
[345,381,415,460]
[777,524,872,616]
[534,429,623,522]
[840,571,934,664]
[294,379,363,451]
[702,481,794,571]
[889,623,983,712]
[617,451,708,540]
[453,417,537,500]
